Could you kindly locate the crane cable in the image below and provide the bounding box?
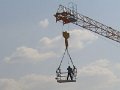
[58,48,67,69]
[56,31,77,80]
[66,49,74,67]
[58,48,75,69]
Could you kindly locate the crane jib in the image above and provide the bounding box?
[54,5,120,43]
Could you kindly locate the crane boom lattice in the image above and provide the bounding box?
[54,5,120,43]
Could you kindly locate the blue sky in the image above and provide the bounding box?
[0,0,120,90]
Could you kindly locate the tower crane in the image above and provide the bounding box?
[54,4,120,83]
[54,5,120,43]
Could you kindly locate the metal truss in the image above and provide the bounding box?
[54,5,120,43]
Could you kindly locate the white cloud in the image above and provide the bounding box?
[4,46,56,63]
[0,68,120,90]
[79,59,115,79]
[115,63,120,69]
[39,29,98,50]
[1,59,120,90]
[4,29,97,64]
[69,29,98,49]
[78,59,120,89]
[39,18,49,28]
[39,36,63,52]
[0,79,23,90]
[0,74,55,90]
[19,74,55,90]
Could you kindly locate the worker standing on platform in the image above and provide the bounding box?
[67,66,73,80]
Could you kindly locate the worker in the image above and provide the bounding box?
[63,31,69,49]
[67,66,73,80]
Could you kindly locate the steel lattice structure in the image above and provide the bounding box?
[54,5,120,43]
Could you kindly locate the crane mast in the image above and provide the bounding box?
[54,5,120,43]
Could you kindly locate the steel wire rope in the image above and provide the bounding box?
[66,48,74,67]
[58,48,67,68]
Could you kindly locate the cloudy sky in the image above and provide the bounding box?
[1,0,120,90]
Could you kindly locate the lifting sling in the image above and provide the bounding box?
[56,31,77,83]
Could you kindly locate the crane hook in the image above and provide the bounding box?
[63,31,70,49]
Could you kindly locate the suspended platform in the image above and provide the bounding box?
[57,80,76,83]
[55,48,77,83]
[55,71,77,83]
